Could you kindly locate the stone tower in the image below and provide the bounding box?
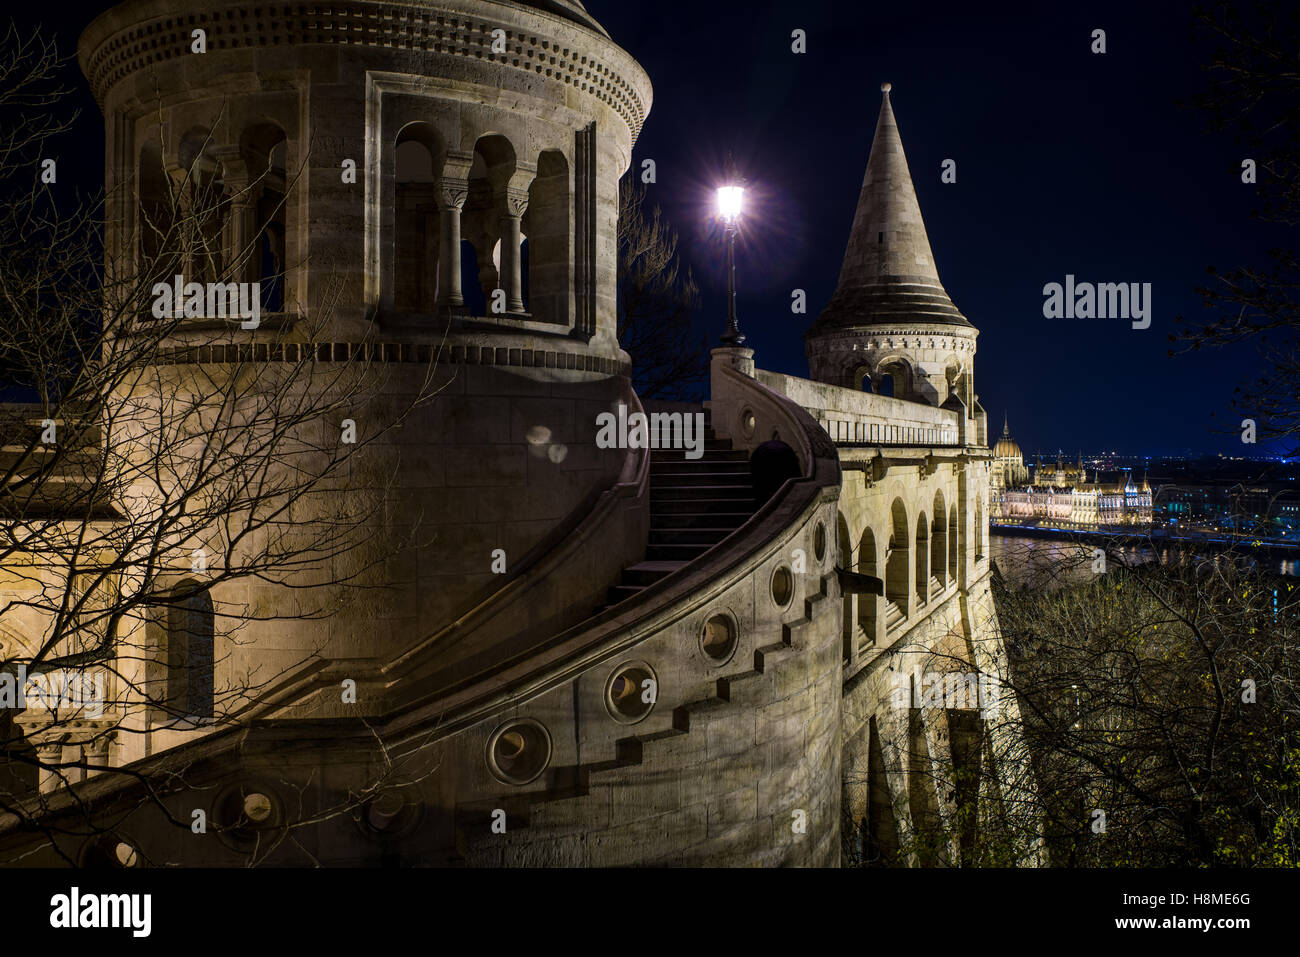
[0,13,1036,868]
[805,84,979,428]
[75,0,656,716]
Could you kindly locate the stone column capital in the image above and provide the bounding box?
[501,186,530,219]
[440,180,470,211]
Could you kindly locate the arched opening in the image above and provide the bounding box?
[393,124,442,312]
[948,504,958,582]
[907,704,943,866]
[137,140,176,292]
[524,149,569,324]
[240,123,288,313]
[838,512,855,661]
[915,512,929,605]
[854,366,873,392]
[750,440,800,507]
[459,239,485,315]
[932,490,947,589]
[885,499,909,622]
[857,527,877,648]
[177,129,228,286]
[167,580,214,720]
[864,716,901,866]
[463,134,517,316]
[878,359,910,401]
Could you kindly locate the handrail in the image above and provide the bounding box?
[373,361,841,745]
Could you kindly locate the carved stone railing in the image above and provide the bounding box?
[754,371,960,447]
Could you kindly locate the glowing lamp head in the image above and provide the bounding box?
[717,184,745,223]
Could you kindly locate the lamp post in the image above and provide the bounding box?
[717,155,746,346]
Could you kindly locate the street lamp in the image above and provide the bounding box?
[717,154,746,346]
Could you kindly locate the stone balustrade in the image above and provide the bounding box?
[755,370,961,447]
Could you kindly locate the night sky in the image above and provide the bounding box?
[592,0,1284,458]
[17,0,1288,457]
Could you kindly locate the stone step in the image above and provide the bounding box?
[651,496,756,515]
[650,439,733,455]
[716,669,766,705]
[651,471,755,487]
[649,526,740,545]
[493,573,829,839]
[754,640,797,673]
[650,485,753,502]
[650,442,742,456]
[652,511,751,529]
[620,560,689,587]
[671,694,732,733]
[644,542,714,562]
[650,456,749,472]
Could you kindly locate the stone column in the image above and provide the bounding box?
[499,187,529,314]
[84,736,112,778]
[213,152,255,285]
[436,181,468,315]
[436,151,475,318]
[424,203,441,305]
[37,743,65,793]
[494,163,535,316]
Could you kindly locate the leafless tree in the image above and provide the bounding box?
[617,176,706,400]
[0,23,445,863]
[1172,2,1300,458]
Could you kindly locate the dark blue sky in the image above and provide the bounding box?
[591,0,1283,456]
[20,1,1285,457]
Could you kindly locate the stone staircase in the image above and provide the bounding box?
[602,411,756,610]
[455,572,837,863]
[450,408,837,862]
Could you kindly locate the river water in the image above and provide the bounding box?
[990,534,1300,591]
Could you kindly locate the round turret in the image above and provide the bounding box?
[805,85,979,415]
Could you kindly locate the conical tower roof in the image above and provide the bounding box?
[808,84,969,334]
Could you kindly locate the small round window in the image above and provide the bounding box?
[700,613,738,664]
[487,719,552,785]
[605,661,657,724]
[814,521,827,562]
[771,565,794,608]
